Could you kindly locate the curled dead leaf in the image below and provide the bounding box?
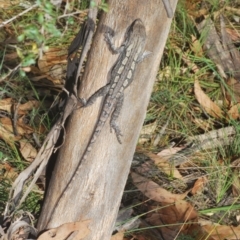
[37,220,91,240]
[0,98,40,115]
[0,117,36,149]
[38,47,67,84]
[145,201,199,239]
[0,124,20,147]
[19,141,37,162]
[0,117,34,135]
[202,224,240,239]
[194,79,223,119]
[0,98,12,112]
[0,163,17,180]
[18,100,40,113]
[228,103,240,120]
[131,172,189,203]
[136,147,183,179]
[191,176,208,195]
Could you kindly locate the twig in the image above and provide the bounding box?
[0,4,38,28]
[73,17,95,95]
[169,126,236,166]
[162,0,174,18]
[32,133,41,148]
[58,10,86,19]
[0,64,21,82]
[13,97,22,136]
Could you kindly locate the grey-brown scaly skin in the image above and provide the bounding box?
[49,19,149,222]
[83,18,148,146]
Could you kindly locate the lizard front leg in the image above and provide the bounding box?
[104,32,126,54]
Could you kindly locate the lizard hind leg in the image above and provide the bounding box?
[110,94,124,144]
[84,84,111,107]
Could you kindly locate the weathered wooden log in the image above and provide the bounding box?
[37,0,178,239]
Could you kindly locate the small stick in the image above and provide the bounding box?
[0,4,38,28]
[13,97,22,136]
[162,0,174,18]
[0,64,21,82]
[32,133,41,148]
[58,10,86,19]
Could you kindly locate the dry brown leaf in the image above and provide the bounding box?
[155,150,183,178]
[156,147,184,178]
[232,170,240,197]
[226,28,240,42]
[19,141,37,162]
[157,146,184,159]
[0,124,20,147]
[191,176,208,195]
[136,148,183,178]
[226,77,240,103]
[18,100,40,112]
[0,117,35,147]
[194,79,223,119]
[155,160,182,179]
[228,103,240,119]
[0,117,34,135]
[31,66,43,74]
[145,201,199,240]
[111,231,124,240]
[38,47,67,73]
[0,98,12,112]
[140,151,182,178]
[37,220,91,240]
[146,209,179,239]
[131,172,189,203]
[0,162,17,180]
[37,47,67,84]
[202,224,240,239]
[0,98,40,115]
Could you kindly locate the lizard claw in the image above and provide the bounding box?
[104,32,113,45]
[80,98,87,107]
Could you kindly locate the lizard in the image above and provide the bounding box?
[48,18,150,223]
[81,18,150,144]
